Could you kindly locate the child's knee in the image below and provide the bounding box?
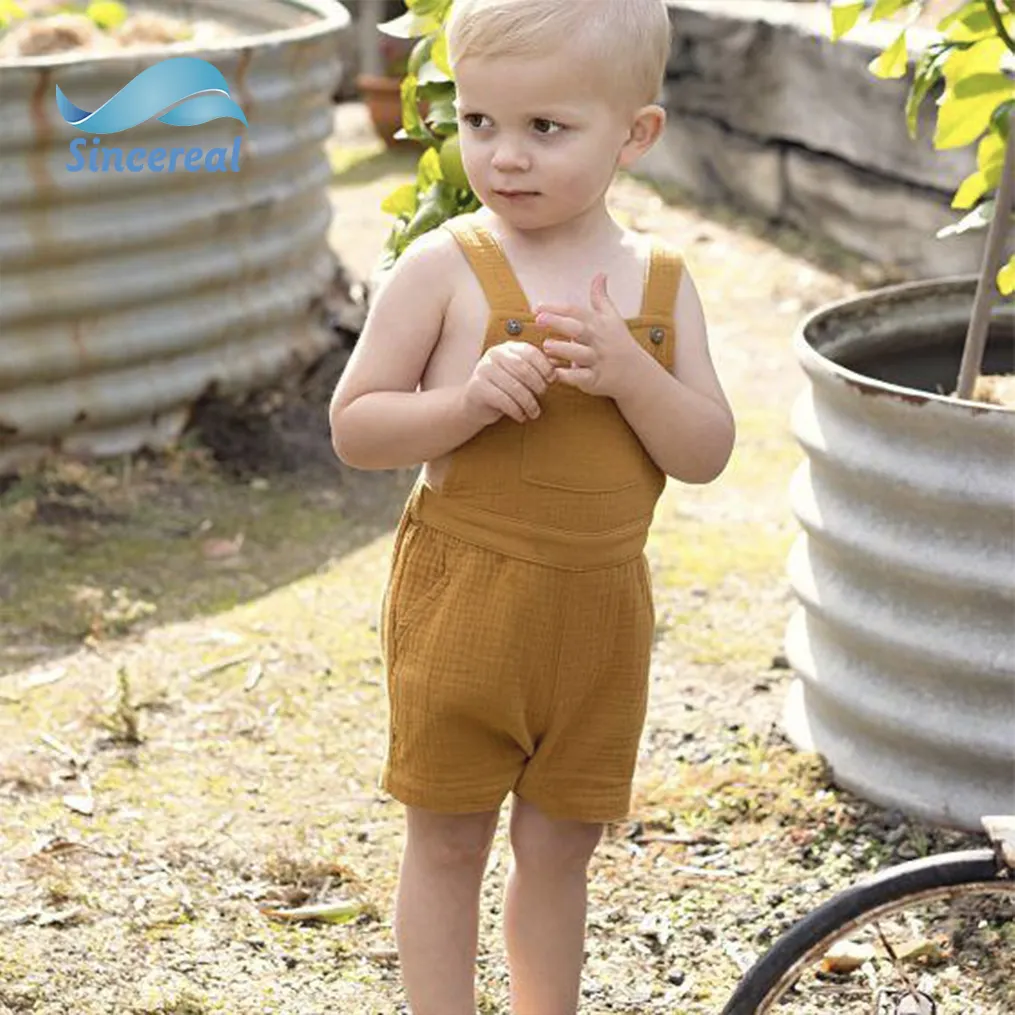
[406,806,499,869]
[509,800,603,872]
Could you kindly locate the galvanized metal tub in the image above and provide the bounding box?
[784,277,1015,831]
[0,0,350,472]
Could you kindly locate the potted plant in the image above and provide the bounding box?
[368,0,478,268]
[356,29,417,149]
[783,0,1014,831]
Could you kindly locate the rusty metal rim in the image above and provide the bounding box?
[0,0,351,69]
[793,275,1015,416]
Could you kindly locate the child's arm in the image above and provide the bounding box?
[329,232,481,470]
[613,270,735,485]
[330,231,555,471]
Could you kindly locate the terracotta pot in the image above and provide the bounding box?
[356,73,413,149]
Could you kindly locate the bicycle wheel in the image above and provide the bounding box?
[721,848,1014,1014]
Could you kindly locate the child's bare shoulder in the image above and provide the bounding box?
[331,225,470,411]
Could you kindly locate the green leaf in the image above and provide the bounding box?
[991,99,1014,139]
[402,181,455,245]
[407,0,454,20]
[937,0,985,33]
[0,0,24,27]
[418,60,452,87]
[830,0,865,40]
[998,255,1015,296]
[954,72,1015,100]
[86,1,127,29]
[977,128,1006,183]
[906,42,953,139]
[945,4,994,41]
[870,0,915,21]
[417,146,443,191]
[425,93,459,133]
[936,75,1015,149]
[942,36,1005,82]
[407,36,433,78]
[380,10,442,39]
[869,31,910,79]
[952,169,989,208]
[431,32,453,78]
[399,74,435,144]
[938,199,995,238]
[381,183,419,218]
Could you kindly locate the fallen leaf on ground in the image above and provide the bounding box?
[35,907,83,927]
[243,661,264,692]
[821,940,876,973]
[21,666,67,690]
[62,793,94,816]
[258,900,364,924]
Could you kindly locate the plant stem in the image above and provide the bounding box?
[985,0,1015,55]
[955,110,1015,401]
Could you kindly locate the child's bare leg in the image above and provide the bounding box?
[395,805,500,1015]
[504,796,604,1015]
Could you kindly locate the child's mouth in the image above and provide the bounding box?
[496,190,539,199]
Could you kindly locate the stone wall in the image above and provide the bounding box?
[639,0,985,277]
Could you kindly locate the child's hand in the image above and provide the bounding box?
[461,341,557,427]
[536,274,646,400]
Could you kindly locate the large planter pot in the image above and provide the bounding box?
[784,277,1015,831]
[0,0,351,473]
[355,72,405,149]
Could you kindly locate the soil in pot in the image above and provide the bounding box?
[0,4,237,58]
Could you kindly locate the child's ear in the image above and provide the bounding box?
[618,104,666,168]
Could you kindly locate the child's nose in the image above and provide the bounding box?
[491,142,531,172]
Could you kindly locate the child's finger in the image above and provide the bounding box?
[535,311,583,340]
[543,339,594,366]
[555,365,594,389]
[534,302,585,319]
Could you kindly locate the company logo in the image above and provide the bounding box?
[56,57,247,174]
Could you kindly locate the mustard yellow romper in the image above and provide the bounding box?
[379,214,682,823]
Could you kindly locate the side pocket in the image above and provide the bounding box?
[380,509,414,671]
[390,528,455,667]
[637,555,656,634]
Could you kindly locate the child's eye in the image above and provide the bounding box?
[532,118,565,136]
[462,113,490,130]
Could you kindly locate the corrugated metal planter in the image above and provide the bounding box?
[784,277,1015,831]
[0,0,350,472]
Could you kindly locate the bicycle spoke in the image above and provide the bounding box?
[759,883,1014,1014]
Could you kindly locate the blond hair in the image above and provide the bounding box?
[446,0,672,110]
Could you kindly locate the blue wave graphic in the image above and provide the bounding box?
[56,56,248,134]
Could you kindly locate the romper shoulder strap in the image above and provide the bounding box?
[640,240,684,319]
[442,215,531,315]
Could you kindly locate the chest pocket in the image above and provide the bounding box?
[520,382,647,493]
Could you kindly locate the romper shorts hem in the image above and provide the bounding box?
[380,766,634,825]
[379,768,510,816]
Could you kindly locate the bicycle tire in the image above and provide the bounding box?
[721,848,1011,1014]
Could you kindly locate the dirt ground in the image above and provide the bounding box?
[0,105,993,1014]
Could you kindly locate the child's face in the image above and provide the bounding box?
[454,50,651,228]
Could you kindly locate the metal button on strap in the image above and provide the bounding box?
[649,327,665,345]
[505,318,523,336]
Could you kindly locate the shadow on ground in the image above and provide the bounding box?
[0,340,416,678]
